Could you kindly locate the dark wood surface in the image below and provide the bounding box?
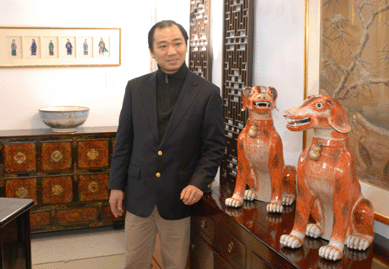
[192,184,389,269]
[0,198,34,269]
[0,126,117,139]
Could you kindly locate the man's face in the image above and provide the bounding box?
[149,25,187,74]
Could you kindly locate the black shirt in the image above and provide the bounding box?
[156,63,188,142]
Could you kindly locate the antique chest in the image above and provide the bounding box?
[0,127,124,233]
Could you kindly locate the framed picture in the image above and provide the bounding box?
[0,27,120,67]
[305,0,389,224]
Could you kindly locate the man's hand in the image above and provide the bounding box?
[180,185,204,205]
[109,189,125,218]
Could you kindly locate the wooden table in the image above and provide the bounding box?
[0,198,34,269]
[191,184,389,268]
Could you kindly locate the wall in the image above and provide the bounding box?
[0,0,189,130]
[252,1,305,170]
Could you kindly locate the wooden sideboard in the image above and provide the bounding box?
[191,184,389,269]
[0,127,124,233]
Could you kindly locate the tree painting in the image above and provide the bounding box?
[320,0,389,190]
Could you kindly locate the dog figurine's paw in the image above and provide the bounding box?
[244,189,257,201]
[225,197,243,208]
[280,234,303,248]
[225,207,245,217]
[319,245,343,261]
[281,194,295,206]
[346,235,371,251]
[306,223,322,238]
[266,202,283,213]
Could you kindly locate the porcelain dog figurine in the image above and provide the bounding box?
[281,94,374,261]
[225,86,296,213]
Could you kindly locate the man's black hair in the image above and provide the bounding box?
[148,20,188,52]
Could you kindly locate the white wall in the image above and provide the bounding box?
[253,1,305,168]
[0,0,189,130]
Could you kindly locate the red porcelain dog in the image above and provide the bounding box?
[225,86,296,213]
[281,94,374,261]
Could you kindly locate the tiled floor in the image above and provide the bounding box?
[31,226,126,269]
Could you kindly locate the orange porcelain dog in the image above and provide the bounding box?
[281,95,374,261]
[225,86,296,213]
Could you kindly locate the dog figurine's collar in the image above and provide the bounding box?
[312,137,348,148]
[247,118,274,126]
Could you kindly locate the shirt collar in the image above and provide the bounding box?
[157,63,188,85]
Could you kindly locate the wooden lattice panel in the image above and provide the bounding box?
[189,0,212,80]
[220,0,254,185]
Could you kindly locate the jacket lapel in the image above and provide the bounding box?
[160,71,200,145]
[140,71,160,143]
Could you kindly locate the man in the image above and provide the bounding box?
[30,39,37,56]
[108,20,225,269]
[66,39,72,55]
[11,39,17,56]
[83,39,89,55]
[49,40,54,56]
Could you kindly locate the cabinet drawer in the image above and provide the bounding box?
[251,251,274,269]
[55,207,98,225]
[31,211,51,228]
[3,143,36,173]
[215,225,246,268]
[78,173,109,202]
[5,177,38,205]
[214,253,235,269]
[42,176,73,204]
[41,141,72,171]
[191,231,214,269]
[77,140,109,169]
[102,207,125,220]
[192,215,216,243]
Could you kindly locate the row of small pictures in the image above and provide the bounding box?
[7,36,110,59]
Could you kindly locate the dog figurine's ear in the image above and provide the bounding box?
[269,87,278,101]
[324,97,351,133]
[241,87,253,111]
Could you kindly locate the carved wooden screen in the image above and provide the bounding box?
[220,0,254,185]
[189,0,212,80]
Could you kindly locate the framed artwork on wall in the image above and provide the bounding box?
[0,27,121,67]
[305,0,389,224]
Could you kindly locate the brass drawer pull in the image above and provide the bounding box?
[228,241,235,253]
[201,219,207,229]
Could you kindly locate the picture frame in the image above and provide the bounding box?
[0,27,121,67]
[305,0,389,225]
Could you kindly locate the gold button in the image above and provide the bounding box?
[158,150,163,156]
[156,172,161,178]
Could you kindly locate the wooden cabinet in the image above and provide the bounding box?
[0,198,34,269]
[191,184,389,269]
[0,127,124,233]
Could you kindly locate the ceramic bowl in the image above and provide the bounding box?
[39,106,89,132]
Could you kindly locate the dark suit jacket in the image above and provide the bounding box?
[108,69,225,220]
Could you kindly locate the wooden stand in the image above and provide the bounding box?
[191,184,389,268]
[0,198,34,269]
